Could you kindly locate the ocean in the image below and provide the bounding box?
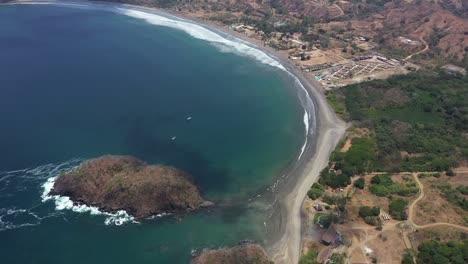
[0,3,311,263]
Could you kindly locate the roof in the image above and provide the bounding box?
[441,64,467,75]
[321,225,339,244]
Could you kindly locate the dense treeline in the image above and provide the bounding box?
[318,137,376,188]
[331,71,468,172]
[417,240,468,264]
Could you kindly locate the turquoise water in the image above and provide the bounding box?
[0,3,306,263]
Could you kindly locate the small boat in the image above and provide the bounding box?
[186,116,192,121]
[171,136,176,141]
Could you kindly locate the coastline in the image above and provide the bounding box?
[116,6,348,263]
[3,1,347,263]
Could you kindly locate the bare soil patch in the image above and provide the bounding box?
[413,176,467,226]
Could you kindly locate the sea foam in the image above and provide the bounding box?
[112,6,315,160]
[41,176,136,226]
[19,1,316,161]
[115,8,286,71]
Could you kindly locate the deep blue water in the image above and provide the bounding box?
[0,3,306,263]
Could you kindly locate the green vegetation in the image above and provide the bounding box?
[417,240,468,264]
[369,174,418,197]
[353,177,365,189]
[359,206,381,226]
[389,198,408,220]
[325,91,346,115]
[319,137,375,188]
[307,183,324,200]
[359,206,380,217]
[401,249,415,264]
[299,249,320,264]
[418,172,441,178]
[332,72,468,172]
[318,168,350,188]
[329,253,346,264]
[321,195,349,224]
[437,183,468,211]
[333,138,376,176]
[316,214,336,228]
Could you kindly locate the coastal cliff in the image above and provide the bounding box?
[51,155,204,219]
[192,243,271,264]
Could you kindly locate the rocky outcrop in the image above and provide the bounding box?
[192,243,271,264]
[51,155,204,219]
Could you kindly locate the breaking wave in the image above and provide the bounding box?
[41,176,136,226]
[0,158,137,231]
[13,1,316,158]
[108,4,316,160]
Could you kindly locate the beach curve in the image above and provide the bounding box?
[4,1,347,263]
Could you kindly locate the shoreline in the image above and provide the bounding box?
[3,1,347,263]
[116,6,348,263]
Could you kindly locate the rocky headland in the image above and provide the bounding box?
[51,155,205,219]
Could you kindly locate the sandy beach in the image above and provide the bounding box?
[156,7,348,263]
[151,9,348,263]
[5,1,347,263]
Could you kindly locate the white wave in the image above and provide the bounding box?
[16,1,316,161]
[297,111,309,160]
[41,176,136,225]
[110,2,316,161]
[108,8,284,71]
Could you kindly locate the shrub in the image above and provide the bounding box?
[354,177,365,189]
[389,198,408,220]
[359,206,380,217]
[307,183,324,200]
[401,249,415,264]
[364,216,379,226]
[446,169,455,177]
[299,249,320,264]
[319,167,351,188]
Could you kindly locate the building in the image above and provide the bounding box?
[441,64,467,76]
[321,225,340,245]
[315,203,324,211]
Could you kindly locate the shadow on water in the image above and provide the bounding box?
[121,116,231,196]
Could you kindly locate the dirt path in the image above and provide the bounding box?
[404,36,428,61]
[344,171,467,264]
[407,173,423,222]
[407,173,468,232]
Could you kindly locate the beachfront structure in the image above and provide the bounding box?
[321,225,340,245]
[441,64,467,76]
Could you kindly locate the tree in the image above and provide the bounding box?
[307,183,324,200]
[359,206,380,217]
[446,168,455,176]
[354,178,365,189]
[401,249,415,264]
[389,199,407,220]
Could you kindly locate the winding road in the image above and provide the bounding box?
[407,172,468,232]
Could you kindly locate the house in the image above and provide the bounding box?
[274,21,287,28]
[315,203,324,211]
[321,225,340,245]
[441,64,467,76]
